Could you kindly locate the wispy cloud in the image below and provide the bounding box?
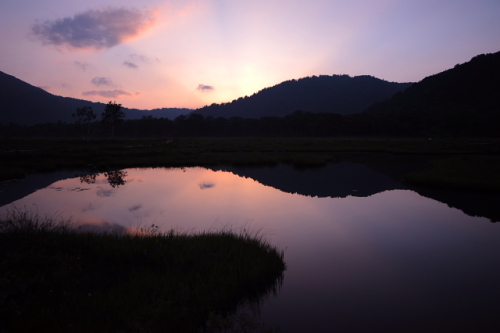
[123,61,138,69]
[31,7,158,50]
[74,61,89,71]
[82,90,132,98]
[197,84,214,92]
[199,182,215,189]
[91,77,115,87]
[129,53,160,64]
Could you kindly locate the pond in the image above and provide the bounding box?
[1,163,500,332]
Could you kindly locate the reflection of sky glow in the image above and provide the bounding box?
[1,167,500,332]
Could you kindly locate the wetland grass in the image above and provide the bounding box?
[1,137,500,192]
[0,209,286,332]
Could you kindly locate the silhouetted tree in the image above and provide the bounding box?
[72,106,96,140]
[101,101,125,139]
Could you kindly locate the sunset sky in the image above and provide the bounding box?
[1,0,499,110]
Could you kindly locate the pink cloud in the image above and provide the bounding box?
[31,8,158,50]
[82,90,132,98]
[123,61,139,69]
[197,84,214,92]
[91,77,115,87]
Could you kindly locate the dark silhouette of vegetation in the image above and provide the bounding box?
[72,106,97,140]
[1,106,499,138]
[101,101,125,138]
[0,209,285,332]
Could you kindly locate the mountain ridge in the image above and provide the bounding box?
[193,75,413,118]
[0,71,192,125]
[364,50,500,136]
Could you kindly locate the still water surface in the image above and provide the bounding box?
[1,164,500,332]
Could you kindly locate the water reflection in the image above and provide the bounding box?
[211,163,406,198]
[104,170,127,188]
[80,169,127,188]
[1,166,500,332]
[79,172,97,185]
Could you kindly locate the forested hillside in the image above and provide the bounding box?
[194,75,412,118]
[0,71,191,125]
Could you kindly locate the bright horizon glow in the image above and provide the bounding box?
[1,0,499,110]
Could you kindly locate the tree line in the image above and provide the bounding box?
[1,107,498,138]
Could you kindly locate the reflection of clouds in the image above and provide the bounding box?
[70,187,90,192]
[82,202,97,212]
[96,187,115,197]
[49,186,63,191]
[199,182,215,190]
[128,204,142,212]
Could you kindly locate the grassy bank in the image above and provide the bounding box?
[1,137,500,192]
[0,210,286,332]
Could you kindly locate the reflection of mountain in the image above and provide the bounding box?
[211,163,407,198]
[3,165,499,223]
[0,171,77,207]
[213,162,500,223]
[410,187,500,223]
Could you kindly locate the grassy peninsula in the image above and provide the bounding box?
[0,210,285,332]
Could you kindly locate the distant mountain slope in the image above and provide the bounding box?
[0,71,192,125]
[193,75,413,118]
[365,51,500,136]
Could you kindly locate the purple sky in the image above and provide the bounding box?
[1,0,499,110]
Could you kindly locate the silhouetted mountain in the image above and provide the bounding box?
[193,75,413,118]
[365,51,500,136]
[0,71,192,125]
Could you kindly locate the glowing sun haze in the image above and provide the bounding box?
[1,0,499,110]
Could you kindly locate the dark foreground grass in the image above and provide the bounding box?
[0,210,286,333]
[2,137,500,192]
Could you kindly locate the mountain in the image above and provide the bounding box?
[193,75,413,119]
[0,71,192,125]
[365,51,500,136]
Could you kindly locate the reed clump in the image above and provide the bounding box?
[0,209,286,332]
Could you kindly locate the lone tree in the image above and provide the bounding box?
[72,106,97,140]
[101,101,125,139]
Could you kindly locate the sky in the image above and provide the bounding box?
[1,0,499,110]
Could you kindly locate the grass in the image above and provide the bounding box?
[1,137,500,192]
[403,155,500,193]
[0,208,286,332]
